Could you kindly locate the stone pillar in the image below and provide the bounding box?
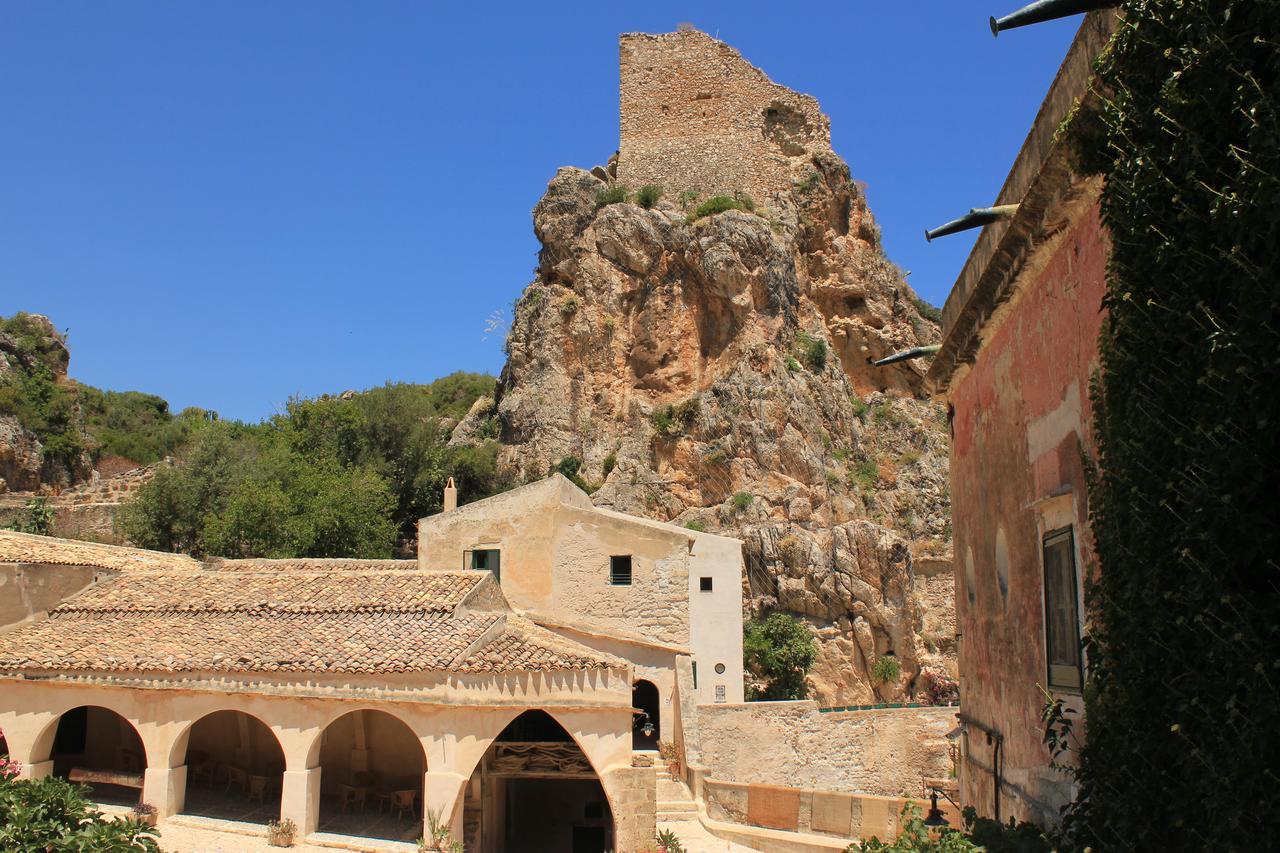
[143,765,187,818]
[603,766,656,853]
[281,766,322,836]
[18,760,54,780]
[424,770,467,844]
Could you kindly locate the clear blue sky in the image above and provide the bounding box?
[1,1,1080,422]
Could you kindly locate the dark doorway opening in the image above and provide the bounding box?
[50,706,145,808]
[178,710,284,825]
[632,680,660,750]
[467,710,615,853]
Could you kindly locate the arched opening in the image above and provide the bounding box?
[316,709,425,843]
[49,706,145,807]
[177,710,284,825]
[464,710,614,853]
[632,680,661,750]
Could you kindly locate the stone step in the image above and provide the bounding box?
[658,801,698,815]
[658,780,689,800]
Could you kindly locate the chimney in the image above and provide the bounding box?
[443,477,458,513]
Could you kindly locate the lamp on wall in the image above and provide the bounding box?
[634,711,655,738]
[923,786,961,828]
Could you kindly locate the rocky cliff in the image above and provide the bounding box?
[0,313,92,493]
[453,35,956,704]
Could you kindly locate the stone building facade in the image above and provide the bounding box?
[616,30,831,205]
[419,474,747,716]
[927,12,1116,828]
[0,529,655,852]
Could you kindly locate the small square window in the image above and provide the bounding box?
[609,555,632,586]
[699,576,713,592]
[469,549,501,581]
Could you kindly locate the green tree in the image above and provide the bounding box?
[743,612,817,700]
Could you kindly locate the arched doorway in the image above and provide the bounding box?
[316,710,425,843]
[49,706,145,807]
[466,710,614,853]
[632,680,661,750]
[177,710,284,825]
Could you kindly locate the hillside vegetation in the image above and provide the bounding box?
[1,312,507,557]
[121,377,508,558]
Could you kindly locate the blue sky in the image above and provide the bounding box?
[1,1,1080,422]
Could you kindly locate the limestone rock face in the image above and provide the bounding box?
[456,146,956,703]
[0,314,92,493]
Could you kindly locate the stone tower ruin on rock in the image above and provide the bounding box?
[617,31,832,205]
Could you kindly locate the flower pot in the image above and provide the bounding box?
[268,831,294,848]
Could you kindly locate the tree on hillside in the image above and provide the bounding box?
[743,612,817,700]
[122,374,512,558]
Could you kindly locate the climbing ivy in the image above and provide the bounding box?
[1063,1,1280,848]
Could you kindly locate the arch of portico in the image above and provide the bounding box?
[0,674,650,850]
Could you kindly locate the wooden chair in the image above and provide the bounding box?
[248,775,268,805]
[337,782,367,813]
[391,788,417,821]
[190,760,216,788]
[224,766,249,795]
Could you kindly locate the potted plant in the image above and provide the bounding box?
[130,802,158,827]
[267,818,297,847]
[657,741,681,779]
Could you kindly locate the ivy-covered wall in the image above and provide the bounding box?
[1067,1,1280,847]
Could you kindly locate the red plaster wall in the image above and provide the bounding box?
[948,203,1108,826]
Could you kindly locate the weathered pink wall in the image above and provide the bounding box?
[948,203,1108,825]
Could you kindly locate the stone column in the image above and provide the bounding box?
[18,760,54,780]
[0,710,59,779]
[280,766,322,836]
[143,765,187,818]
[423,770,467,844]
[603,765,656,853]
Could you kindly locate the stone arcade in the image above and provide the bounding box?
[0,474,748,851]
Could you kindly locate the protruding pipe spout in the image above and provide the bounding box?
[990,0,1115,36]
[871,344,941,367]
[925,205,1020,242]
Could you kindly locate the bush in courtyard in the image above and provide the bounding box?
[634,184,663,209]
[0,774,160,851]
[846,803,1050,852]
[743,612,817,700]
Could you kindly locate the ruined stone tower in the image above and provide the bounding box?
[616,30,833,204]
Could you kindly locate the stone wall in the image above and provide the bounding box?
[703,780,962,844]
[695,701,954,797]
[0,561,106,629]
[616,30,831,205]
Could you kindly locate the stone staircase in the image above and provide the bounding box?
[656,765,698,821]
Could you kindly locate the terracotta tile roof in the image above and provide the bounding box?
[0,570,619,676]
[0,611,496,674]
[456,619,627,674]
[207,558,420,572]
[0,530,199,573]
[56,570,483,614]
